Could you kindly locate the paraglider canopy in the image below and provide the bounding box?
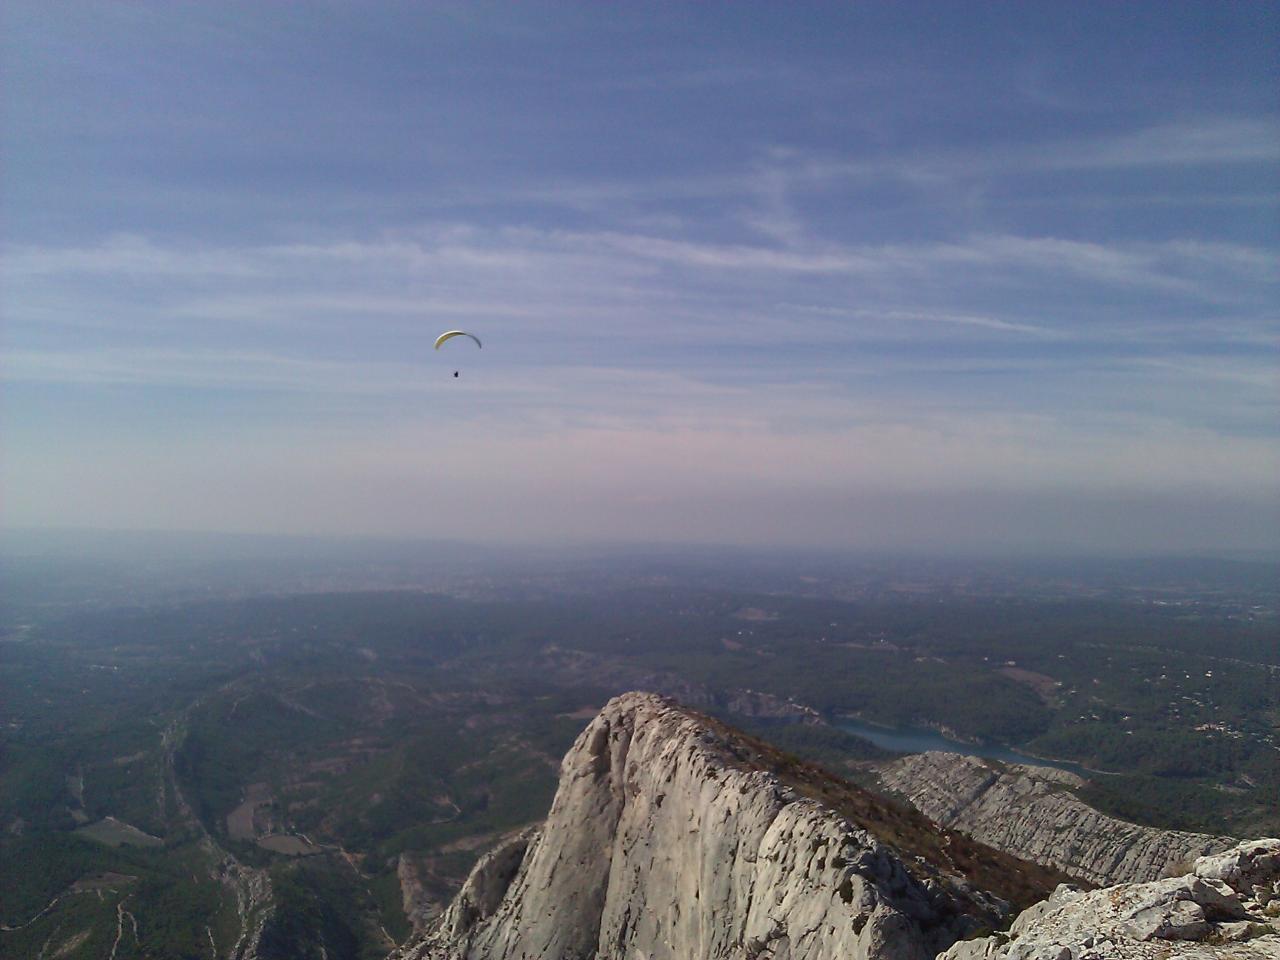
[434,330,482,350]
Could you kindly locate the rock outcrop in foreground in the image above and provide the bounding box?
[393,692,1065,960]
[879,752,1235,886]
[942,838,1280,959]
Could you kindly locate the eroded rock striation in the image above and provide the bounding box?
[392,692,1060,960]
[878,752,1235,886]
[941,838,1280,960]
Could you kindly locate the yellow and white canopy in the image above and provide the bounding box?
[434,330,482,350]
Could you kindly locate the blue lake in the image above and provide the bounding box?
[836,718,1094,778]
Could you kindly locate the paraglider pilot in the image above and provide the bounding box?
[435,330,481,381]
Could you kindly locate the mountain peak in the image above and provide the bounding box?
[393,692,1071,960]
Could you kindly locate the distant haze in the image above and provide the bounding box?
[2,3,1276,554]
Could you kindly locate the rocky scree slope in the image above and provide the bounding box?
[391,692,1074,960]
[941,838,1280,959]
[878,753,1236,887]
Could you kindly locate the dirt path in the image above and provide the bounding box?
[108,898,138,960]
[0,892,73,932]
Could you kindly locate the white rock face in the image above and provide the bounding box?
[940,838,1280,960]
[393,693,1002,960]
[879,753,1235,886]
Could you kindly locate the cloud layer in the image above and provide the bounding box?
[2,3,1276,552]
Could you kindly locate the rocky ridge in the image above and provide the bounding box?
[941,838,1280,959]
[878,752,1235,886]
[392,692,1071,960]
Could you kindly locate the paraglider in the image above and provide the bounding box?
[435,330,481,378]
[434,330,482,351]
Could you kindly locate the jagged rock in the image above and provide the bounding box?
[392,693,1018,960]
[878,752,1235,886]
[1195,838,1280,909]
[430,830,536,941]
[939,839,1280,960]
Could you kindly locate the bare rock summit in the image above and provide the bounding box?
[941,838,1280,960]
[392,692,1066,960]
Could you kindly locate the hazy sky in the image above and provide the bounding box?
[3,2,1277,553]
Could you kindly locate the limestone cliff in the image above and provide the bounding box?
[392,693,1070,960]
[878,752,1235,886]
[941,838,1280,960]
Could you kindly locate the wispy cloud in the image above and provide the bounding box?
[3,0,1276,548]
[780,305,1053,337]
[14,226,1267,293]
[1,234,263,277]
[1039,118,1280,170]
[5,227,1275,382]
[500,116,1280,222]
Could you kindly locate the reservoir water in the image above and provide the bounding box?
[836,718,1094,778]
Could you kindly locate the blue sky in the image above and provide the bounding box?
[3,2,1277,552]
